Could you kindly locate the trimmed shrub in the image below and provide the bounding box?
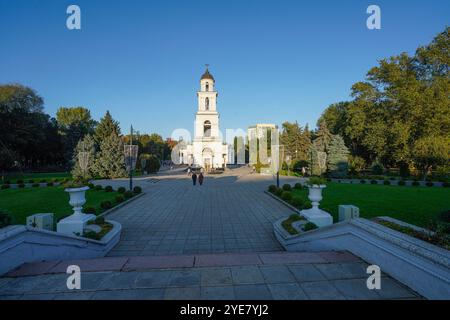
[47,182,54,187]
[84,207,96,214]
[383,180,391,186]
[281,191,292,202]
[28,179,34,183]
[133,186,142,194]
[95,185,103,191]
[268,185,277,193]
[17,179,24,184]
[40,179,47,183]
[124,191,133,199]
[290,197,304,209]
[443,182,450,188]
[1,184,10,190]
[294,183,302,189]
[303,222,318,232]
[360,179,366,184]
[104,185,113,192]
[117,187,126,194]
[0,211,12,228]
[282,184,292,191]
[100,201,112,210]
[426,182,434,187]
[275,188,283,197]
[94,216,105,224]
[88,183,95,189]
[115,195,125,203]
[18,183,25,188]
[412,180,420,187]
[32,183,39,188]
[398,180,406,186]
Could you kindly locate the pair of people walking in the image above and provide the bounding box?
[192,172,204,186]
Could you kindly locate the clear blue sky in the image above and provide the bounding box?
[0,0,448,139]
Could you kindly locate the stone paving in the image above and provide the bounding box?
[96,167,300,256]
[0,251,420,300]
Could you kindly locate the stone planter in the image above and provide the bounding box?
[57,186,95,236]
[300,185,333,227]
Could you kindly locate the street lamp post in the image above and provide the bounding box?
[124,125,138,191]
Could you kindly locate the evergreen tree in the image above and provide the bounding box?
[71,134,97,180]
[94,111,121,144]
[315,122,333,153]
[327,135,350,176]
[93,133,126,179]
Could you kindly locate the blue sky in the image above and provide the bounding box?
[0,0,448,139]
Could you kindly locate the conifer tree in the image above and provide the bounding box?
[93,133,126,179]
[71,134,97,180]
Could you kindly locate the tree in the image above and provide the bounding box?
[94,111,121,144]
[327,135,350,177]
[314,122,333,153]
[56,107,96,163]
[140,153,161,173]
[348,155,366,175]
[0,84,64,169]
[93,133,126,179]
[412,136,450,180]
[71,134,97,180]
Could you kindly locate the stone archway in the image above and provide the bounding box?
[202,148,213,172]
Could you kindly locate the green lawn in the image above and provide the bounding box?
[290,183,450,228]
[0,186,120,225]
[2,172,72,184]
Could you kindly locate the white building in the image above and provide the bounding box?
[180,67,229,171]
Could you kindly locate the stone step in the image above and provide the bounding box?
[6,251,360,278]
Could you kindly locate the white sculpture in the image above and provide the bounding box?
[300,180,333,227]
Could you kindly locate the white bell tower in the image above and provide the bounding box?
[195,65,220,139]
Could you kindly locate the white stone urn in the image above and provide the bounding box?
[57,186,95,236]
[300,184,333,228]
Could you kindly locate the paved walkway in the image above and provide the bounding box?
[0,251,420,300]
[96,167,300,256]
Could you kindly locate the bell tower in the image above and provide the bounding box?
[195,65,220,139]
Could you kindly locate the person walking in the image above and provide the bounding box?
[192,172,197,186]
[198,172,204,186]
[187,167,191,176]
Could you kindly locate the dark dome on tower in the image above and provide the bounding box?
[201,67,215,81]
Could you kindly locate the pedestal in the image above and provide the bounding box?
[57,213,96,236]
[301,208,333,228]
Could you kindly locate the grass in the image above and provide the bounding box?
[290,182,450,228]
[0,186,121,225]
[281,214,305,235]
[1,172,71,184]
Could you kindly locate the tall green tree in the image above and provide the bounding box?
[94,111,121,144]
[327,135,350,175]
[93,133,126,179]
[71,134,97,180]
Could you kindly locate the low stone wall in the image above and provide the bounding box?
[273,217,450,300]
[0,220,121,276]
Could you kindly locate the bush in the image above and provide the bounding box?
[282,184,292,191]
[100,201,112,210]
[133,186,142,194]
[118,187,126,194]
[371,161,385,175]
[294,183,302,189]
[28,179,34,183]
[17,179,24,184]
[426,182,434,187]
[104,185,113,192]
[46,182,54,187]
[268,185,277,193]
[0,211,12,228]
[383,180,391,185]
[360,179,366,184]
[290,197,304,209]
[83,230,101,241]
[115,195,125,203]
[88,183,95,189]
[140,153,161,174]
[1,184,10,190]
[412,180,420,187]
[443,182,450,188]
[275,188,283,197]
[40,179,47,183]
[32,183,39,188]
[303,222,318,232]
[281,191,292,202]
[398,180,406,186]
[84,207,96,214]
[95,185,103,191]
[94,216,105,224]
[18,183,25,188]
[124,191,133,199]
